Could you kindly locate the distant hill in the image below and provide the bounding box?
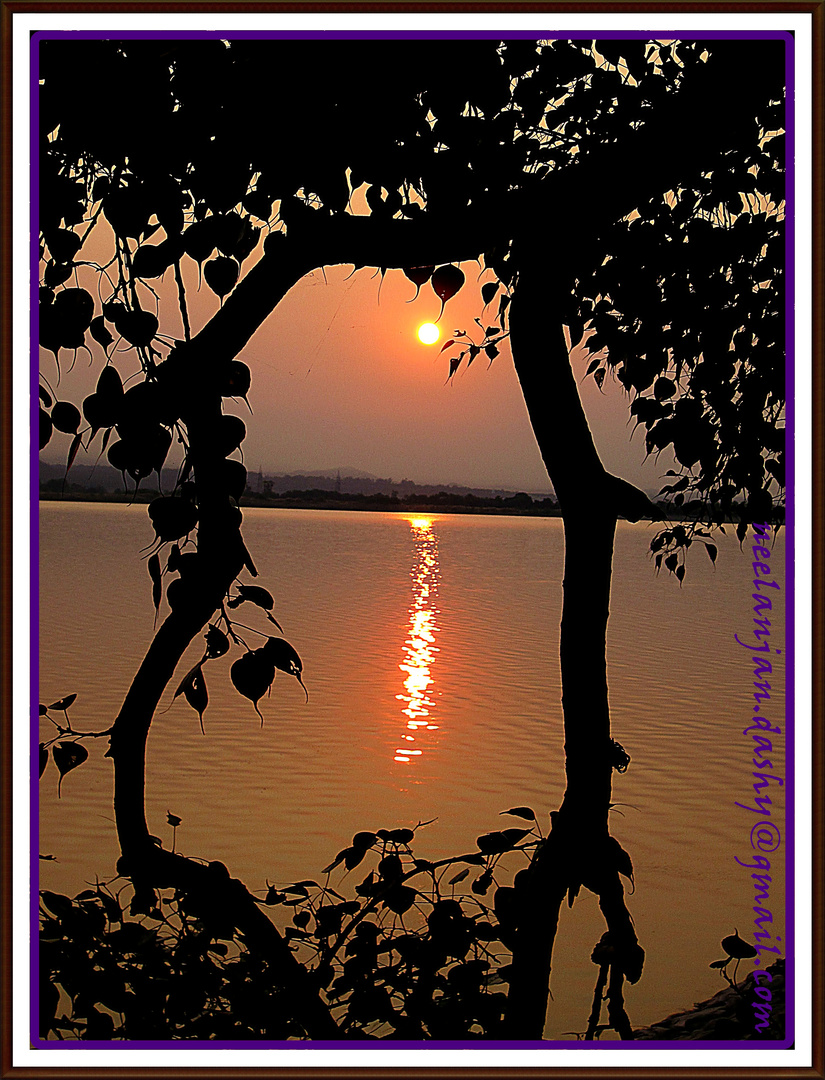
[278,467,378,480]
[40,459,554,502]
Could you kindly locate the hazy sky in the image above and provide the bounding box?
[41,227,674,495]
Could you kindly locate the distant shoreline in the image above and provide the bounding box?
[39,489,782,524]
[39,490,564,517]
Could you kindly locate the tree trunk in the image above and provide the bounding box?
[501,249,641,1038]
[104,289,342,1038]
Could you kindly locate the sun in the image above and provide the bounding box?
[417,322,440,345]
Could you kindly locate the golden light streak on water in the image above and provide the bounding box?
[394,517,441,763]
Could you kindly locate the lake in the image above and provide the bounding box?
[38,503,787,1040]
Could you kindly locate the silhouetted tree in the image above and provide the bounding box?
[38,36,784,1039]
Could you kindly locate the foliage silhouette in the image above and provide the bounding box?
[38,36,785,1040]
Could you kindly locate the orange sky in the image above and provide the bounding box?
[41,223,674,494]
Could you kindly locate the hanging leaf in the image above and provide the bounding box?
[48,694,76,712]
[39,744,49,778]
[148,554,162,622]
[431,265,465,322]
[448,868,469,886]
[89,315,114,353]
[481,281,500,306]
[230,648,276,724]
[262,637,307,700]
[383,884,417,915]
[403,265,435,301]
[227,584,274,611]
[53,741,88,797]
[204,255,240,299]
[204,624,230,659]
[66,432,83,475]
[500,806,536,821]
[448,356,461,378]
[706,543,718,564]
[472,870,494,895]
[174,663,208,733]
[51,401,81,434]
[440,339,456,353]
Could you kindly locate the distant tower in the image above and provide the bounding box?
[335,470,342,494]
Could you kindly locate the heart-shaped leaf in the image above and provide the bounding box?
[230,649,276,724]
[204,624,230,659]
[53,741,88,797]
[262,637,307,700]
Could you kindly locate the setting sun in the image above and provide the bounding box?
[417,322,440,345]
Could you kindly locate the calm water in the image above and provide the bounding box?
[38,503,787,1040]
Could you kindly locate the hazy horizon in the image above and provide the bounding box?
[40,258,677,498]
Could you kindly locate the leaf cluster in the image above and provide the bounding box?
[39,810,544,1041]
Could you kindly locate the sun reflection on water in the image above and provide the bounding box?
[394,517,441,764]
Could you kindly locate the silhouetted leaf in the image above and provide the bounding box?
[472,870,493,895]
[39,409,53,450]
[722,930,757,958]
[440,339,456,353]
[431,264,465,321]
[477,831,511,854]
[39,744,49,777]
[403,265,434,301]
[706,543,718,564]
[386,828,415,844]
[481,281,500,306]
[352,831,377,851]
[148,553,162,621]
[448,868,469,886]
[228,584,274,611]
[204,624,230,659]
[383,884,417,915]
[65,432,83,475]
[48,694,76,712]
[344,846,366,871]
[500,806,536,821]
[204,255,239,299]
[230,648,276,724]
[51,401,81,434]
[148,496,198,543]
[174,663,208,733]
[709,959,729,969]
[262,637,307,700]
[53,741,88,797]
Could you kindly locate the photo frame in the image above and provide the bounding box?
[2,3,822,1075]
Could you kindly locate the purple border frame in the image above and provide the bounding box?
[29,26,796,1053]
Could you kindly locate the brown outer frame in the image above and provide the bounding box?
[0,4,821,1077]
